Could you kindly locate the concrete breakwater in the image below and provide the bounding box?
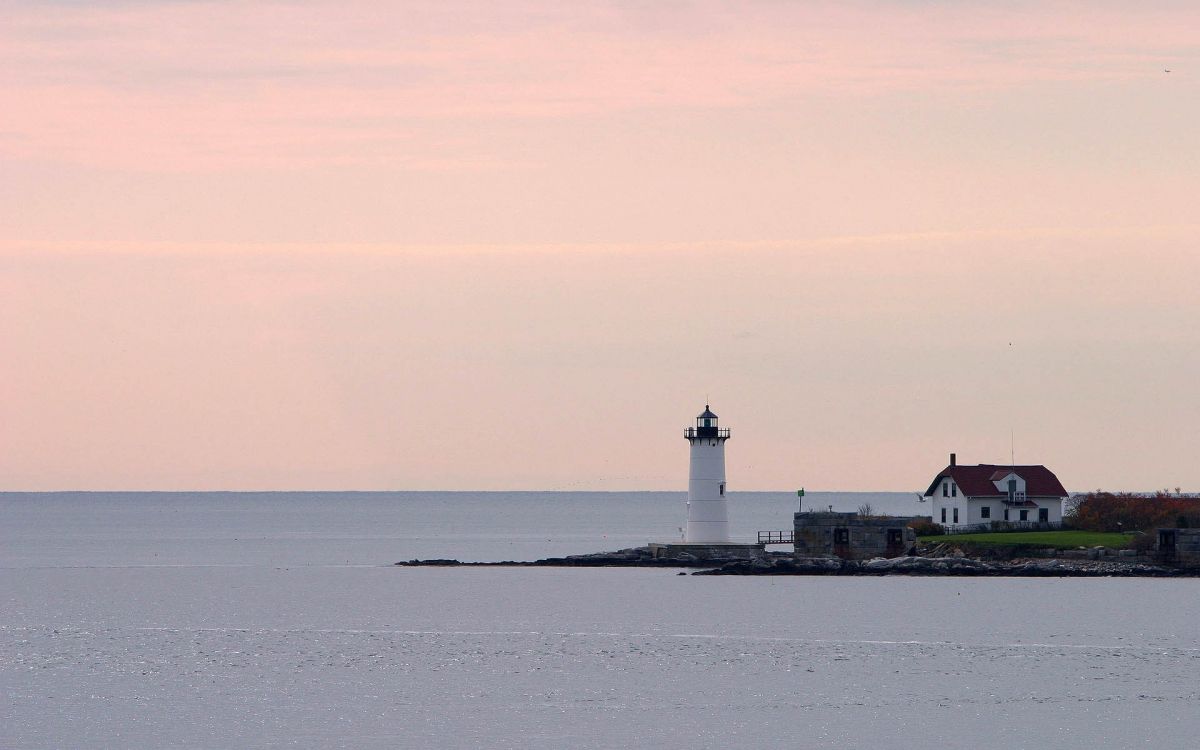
[395,546,1195,577]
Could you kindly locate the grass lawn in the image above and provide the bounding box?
[917,530,1137,549]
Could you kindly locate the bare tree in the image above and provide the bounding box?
[857,503,874,518]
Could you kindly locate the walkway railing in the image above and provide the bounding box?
[758,530,794,544]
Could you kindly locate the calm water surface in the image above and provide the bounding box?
[2,492,1196,749]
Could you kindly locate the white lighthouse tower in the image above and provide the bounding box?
[684,405,731,543]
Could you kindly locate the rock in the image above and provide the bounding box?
[861,556,929,572]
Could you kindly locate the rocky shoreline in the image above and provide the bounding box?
[395,546,727,569]
[395,546,1198,577]
[695,555,1186,577]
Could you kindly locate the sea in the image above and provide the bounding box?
[3,491,1198,749]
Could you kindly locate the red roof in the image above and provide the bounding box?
[924,464,1068,498]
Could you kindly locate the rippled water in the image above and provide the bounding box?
[3,493,1197,748]
[0,490,920,566]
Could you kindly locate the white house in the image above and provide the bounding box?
[923,453,1069,530]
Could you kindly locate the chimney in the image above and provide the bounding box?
[950,452,957,467]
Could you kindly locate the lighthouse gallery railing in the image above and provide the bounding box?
[683,427,731,439]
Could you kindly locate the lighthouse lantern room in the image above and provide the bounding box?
[683,405,732,543]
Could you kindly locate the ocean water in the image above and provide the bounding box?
[3,492,1198,749]
[0,490,921,567]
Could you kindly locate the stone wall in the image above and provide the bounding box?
[1158,528,1200,564]
[794,512,917,560]
[647,543,766,561]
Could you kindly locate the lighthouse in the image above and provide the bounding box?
[684,405,731,543]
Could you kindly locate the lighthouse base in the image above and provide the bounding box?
[647,542,766,561]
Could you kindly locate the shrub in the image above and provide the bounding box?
[909,518,945,536]
[1066,491,1200,532]
[1127,532,1157,553]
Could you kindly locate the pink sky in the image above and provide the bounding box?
[2,1,1198,491]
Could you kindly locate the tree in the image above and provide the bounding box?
[1066,491,1200,532]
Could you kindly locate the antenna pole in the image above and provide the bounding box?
[1007,340,1015,469]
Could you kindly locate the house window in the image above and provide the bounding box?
[942,482,948,497]
[981,506,991,519]
[952,508,959,523]
[951,483,957,498]
[719,483,725,497]
[1007,479,1017,502]
[1039,507,1049,523]
[1019,509,1029,521]
[1004,509,1010,521]
[940,508,946,523]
